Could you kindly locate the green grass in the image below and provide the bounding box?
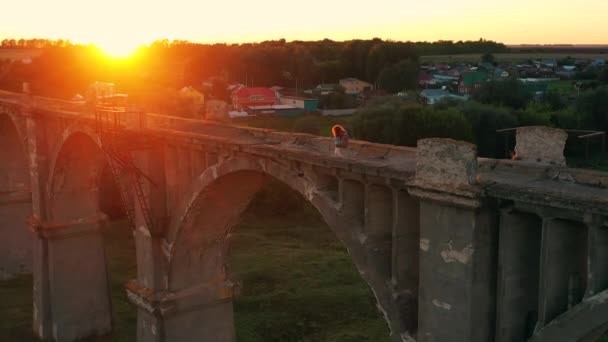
[230,216,389,342]
[232,115,354,137]
[0,182,389,341]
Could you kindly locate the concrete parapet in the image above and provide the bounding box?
[415,138,477,188]
[514,126,567,166]
[408,138,481,208]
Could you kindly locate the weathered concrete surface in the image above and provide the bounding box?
[495,209,541,342]
[0,191,32,279]
[415,201,498,342]
[537,219,587,328]
[1,90,608,342]
[514,126,567,165]
[414,138,477,188]
[408,138,498,342]
[32,215,113,341]
[0,112,32,279]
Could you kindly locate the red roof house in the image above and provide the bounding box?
[231,87,277,110]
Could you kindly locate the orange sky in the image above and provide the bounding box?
[1,0,607,55]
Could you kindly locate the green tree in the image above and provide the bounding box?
[541,89,567,110]
[576,86,608,132]
[481,52,495,64]
[459,101,518,157]
[598,68,608,84]
[376,59,418,93]
[351,102,473,146]
[472,79,532,110]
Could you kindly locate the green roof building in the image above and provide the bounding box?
[459,71,488,94]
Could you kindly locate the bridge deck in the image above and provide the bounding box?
[2,90,607,210]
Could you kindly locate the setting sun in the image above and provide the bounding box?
[96,39,141,58]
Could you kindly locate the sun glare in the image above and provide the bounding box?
[96,40,141,58]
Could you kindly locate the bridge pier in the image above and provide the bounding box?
[127,279,236,342]
[31,214,113,342]
[495,208,541,342]
[391,189,420,336]
[0,190,32,279]
[408,139,499,342]
[536,218,587,329]
[585,220,608,298]
[364,184,393,279]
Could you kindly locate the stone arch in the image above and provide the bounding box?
[165,157,340,287]
[48,131,106,221]
[0,103,28,149]
[46,124,103,207]
[43,130,132,341]
[163,156,397,340]
[0,111,32,279]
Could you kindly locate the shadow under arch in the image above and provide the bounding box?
[0,112,32,279]
[529,288,608,342]
[41,130,135,341]
[163,157,395,341]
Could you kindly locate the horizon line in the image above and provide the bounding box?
[1,36,608,47]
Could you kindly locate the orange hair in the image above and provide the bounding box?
[331,124,346,137]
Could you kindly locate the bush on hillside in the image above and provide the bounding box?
[576,86,608,132]
[351,103,474,147]
[472,79,532,110]
[458,101,518,157]
[517,104,553,127]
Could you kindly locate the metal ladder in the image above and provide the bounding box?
[96,107,156,231]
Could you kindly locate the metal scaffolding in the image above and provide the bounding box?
[94,106,156,231]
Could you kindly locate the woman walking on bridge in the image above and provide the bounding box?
[332,124,349,157]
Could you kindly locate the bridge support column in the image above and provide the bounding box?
[391,189,420,337]
[31,214,112,342]
[537,218,587,329]
[0,190,32,279]
[585,220,608,298]
[364,184,393,278]
[127,280,236,342]
[408,139,498,342]
[495,208,541,342]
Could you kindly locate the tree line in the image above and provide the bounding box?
[0,38,507,101]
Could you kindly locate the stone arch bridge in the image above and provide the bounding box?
[0,91,607,342]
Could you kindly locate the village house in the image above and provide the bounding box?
[231,87,277,111]
[304,83,338,95]
[418,71,435,87]
[278,95,318,112]
[419,89,465,105]
[458,71,488,94]
[339,78,373,95]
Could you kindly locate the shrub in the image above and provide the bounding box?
[518,103,553,127]
[576,86,608,132]
[293,116,321,135]
[551,108,583,129]
[459,101,518,157]
[472,79,532,110]
[351,102,474,147]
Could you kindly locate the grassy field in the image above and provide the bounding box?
[421,52,608,63]
[0,181,389,341]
